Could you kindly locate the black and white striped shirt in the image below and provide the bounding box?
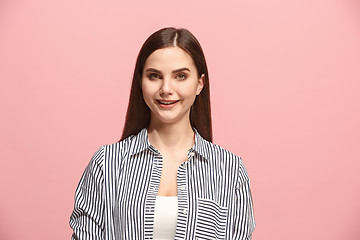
[70,128,256,239]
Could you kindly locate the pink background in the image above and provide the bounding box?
[1,0,360,239]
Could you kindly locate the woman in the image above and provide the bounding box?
[70,27,255,240]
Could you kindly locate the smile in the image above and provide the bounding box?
[156,99,180,108]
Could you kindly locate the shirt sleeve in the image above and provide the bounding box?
[233,158,256,240]
[69,146,105,240]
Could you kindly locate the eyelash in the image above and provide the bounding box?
[148,73,160,80]
[176,73,187,80]
[148,73,187,80]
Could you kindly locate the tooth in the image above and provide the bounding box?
[160,101,174,104]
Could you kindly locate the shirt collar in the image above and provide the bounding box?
[129,127,210,161]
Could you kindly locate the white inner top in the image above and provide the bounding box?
[153,195,178,240]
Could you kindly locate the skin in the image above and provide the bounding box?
[141,46,204,196]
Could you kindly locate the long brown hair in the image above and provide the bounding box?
[120,27,212,142]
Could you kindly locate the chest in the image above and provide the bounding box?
[113,150,236,206]
[106,151,237,239]
[156,152,188,196]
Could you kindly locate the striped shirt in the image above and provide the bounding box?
[69,127,256,239]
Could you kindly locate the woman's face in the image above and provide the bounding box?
[141,46,204,126]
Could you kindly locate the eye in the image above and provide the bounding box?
[176,73,187,80]
[148,73,161,80]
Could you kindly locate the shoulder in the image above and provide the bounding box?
[100,130,145,164]
[88,144,106,167]
[202,140,250,184]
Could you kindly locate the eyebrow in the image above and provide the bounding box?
[145,67,191,74]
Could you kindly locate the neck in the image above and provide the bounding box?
[147,119,195,152]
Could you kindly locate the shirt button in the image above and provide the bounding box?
[189,152,195,157]
[180,186,186,191]
[182,209,188,215]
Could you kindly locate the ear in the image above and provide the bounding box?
[196,74,205,95]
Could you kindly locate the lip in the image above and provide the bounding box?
[156,99,180,108]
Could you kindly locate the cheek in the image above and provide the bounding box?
[179,83,199,99]
[141,84,150,101]
[141,82,159,105]
[141,81,153,96]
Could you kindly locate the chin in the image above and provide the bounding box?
[157,118,178,125]
[153,114,183,125]
[151,110,189,125]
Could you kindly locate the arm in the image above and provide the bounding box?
[233,159,256,239]
[69,146,105,240]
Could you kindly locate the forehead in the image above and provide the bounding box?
[144,47,197,71]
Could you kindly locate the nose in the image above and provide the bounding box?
[159,78,173,96]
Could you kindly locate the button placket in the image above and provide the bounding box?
[182,209,188,215]
[175,159,189,239]
[144,149,163,239]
